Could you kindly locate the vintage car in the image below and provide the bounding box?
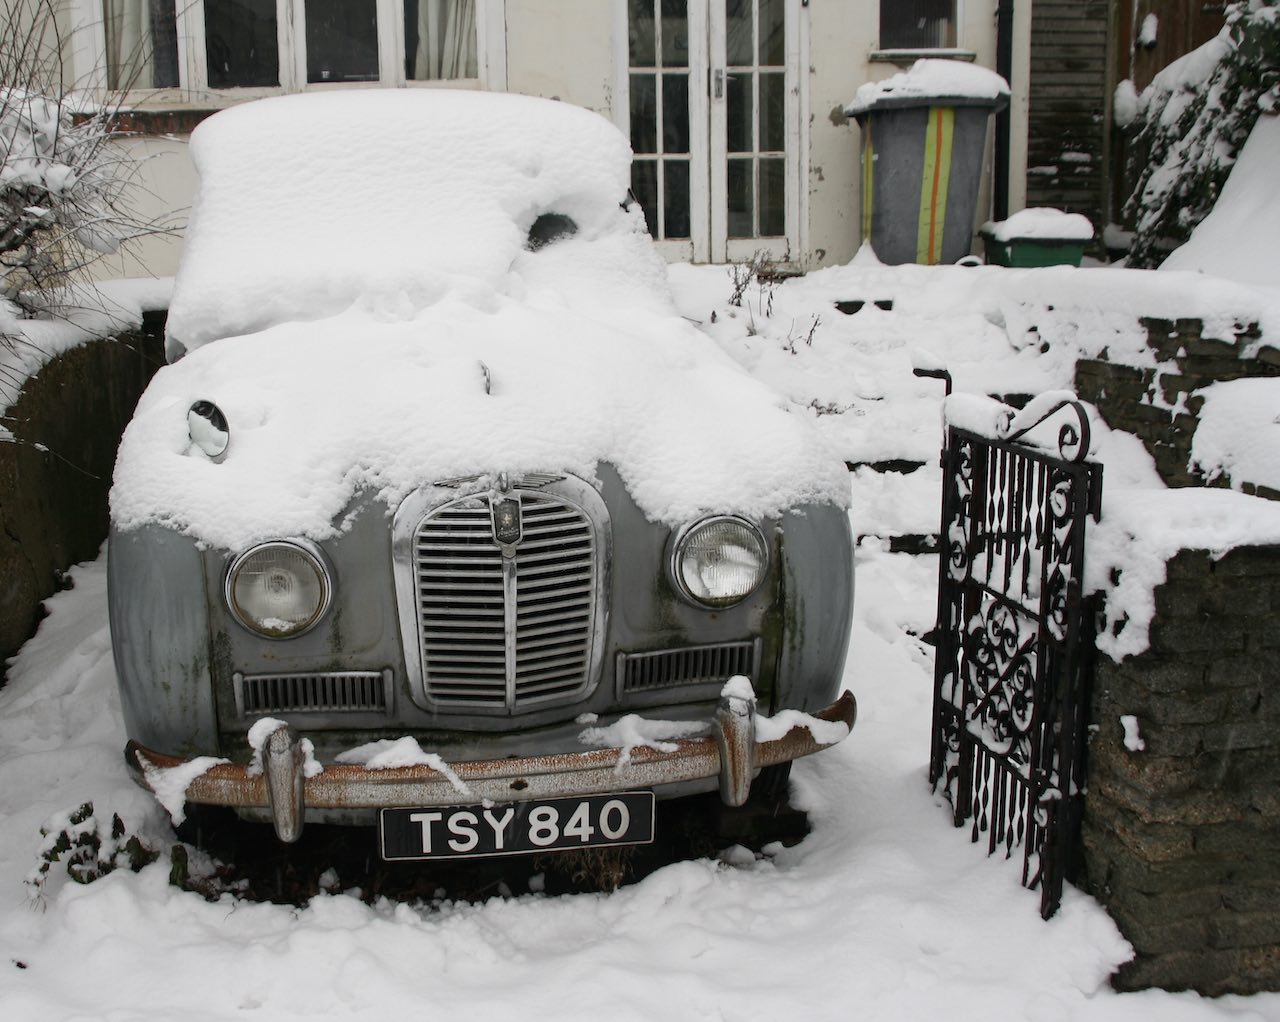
[108,89,855,862]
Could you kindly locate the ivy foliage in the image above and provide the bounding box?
[1123,1,1280,268]
[25,802,158,899]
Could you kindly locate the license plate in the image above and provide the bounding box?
[379,792,656,861]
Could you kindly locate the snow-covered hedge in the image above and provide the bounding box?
[1,0,173,316]
[1122,0,1279,269]
[0,88,129,307]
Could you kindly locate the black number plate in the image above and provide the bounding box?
[379,791,656,861]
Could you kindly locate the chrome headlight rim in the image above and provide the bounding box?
[668,514,770,609]
[224,539,333,640]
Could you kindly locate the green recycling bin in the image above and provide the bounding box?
[846,60,1009,266]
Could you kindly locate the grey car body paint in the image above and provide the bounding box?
[110,460,853,806]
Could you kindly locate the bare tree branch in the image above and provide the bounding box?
[1,0,179,326]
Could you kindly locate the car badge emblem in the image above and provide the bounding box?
[492,497,522,546]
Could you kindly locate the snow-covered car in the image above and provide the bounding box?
[107,90,855,861]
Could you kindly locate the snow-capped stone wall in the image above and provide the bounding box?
[0,316,165,681]
[1073,312,1280,994]
[1082,544,1280,996]
[1075,316,1280,498]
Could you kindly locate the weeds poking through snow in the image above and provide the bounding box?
[26,802,158,902]
[782,316,821,354]
[727,251,780,336]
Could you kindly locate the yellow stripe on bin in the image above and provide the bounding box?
[916,106,955,264]
[862,121,874,242]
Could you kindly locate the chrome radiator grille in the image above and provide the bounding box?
[412,491,599,711]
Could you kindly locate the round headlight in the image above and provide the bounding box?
[671,516,769,608]
[225,542,331,638]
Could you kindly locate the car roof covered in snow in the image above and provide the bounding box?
[165,89,657,355]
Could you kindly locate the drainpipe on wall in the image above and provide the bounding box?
[994,0,1015,220]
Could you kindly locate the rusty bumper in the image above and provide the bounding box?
[126,690,856,842]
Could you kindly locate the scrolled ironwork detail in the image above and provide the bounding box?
[964,599,1038,770]
[997,398,1093,464]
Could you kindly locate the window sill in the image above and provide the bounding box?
[72,107,224,136]
[74,79,489,136]
[869,49,976,65]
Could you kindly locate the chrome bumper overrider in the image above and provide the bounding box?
[126,689,856,843]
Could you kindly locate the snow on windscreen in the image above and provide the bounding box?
[165,90,654,354]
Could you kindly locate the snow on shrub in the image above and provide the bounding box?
[1122,0,1279,268]
[1,0,173,315]
[25,802,158,899]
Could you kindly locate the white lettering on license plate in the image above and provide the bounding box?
[380,792,655,861]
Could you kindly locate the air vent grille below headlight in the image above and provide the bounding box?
[619,640,760,694]
[235,670,391,716]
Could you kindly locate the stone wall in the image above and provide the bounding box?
[0,314,166,682]
[1082,544,1280,995]
[1075,317,1280,497]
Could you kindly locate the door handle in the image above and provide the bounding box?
[712,69,724,99]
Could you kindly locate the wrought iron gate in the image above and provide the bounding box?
[925,392,1103,919]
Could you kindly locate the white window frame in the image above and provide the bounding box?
[613,0,807,267]
[873,0,968,61]
[709,0,802,264]
[71,0,506,105]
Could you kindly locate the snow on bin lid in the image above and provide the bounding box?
[844,59,1010,117]
[165,90,636,354]
[980,208,1095,243]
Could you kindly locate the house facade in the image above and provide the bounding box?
[58,0,1031,277]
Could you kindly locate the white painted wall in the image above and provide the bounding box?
[504,0,617,118]
[96,137,196,280]
[66,0,1028,280]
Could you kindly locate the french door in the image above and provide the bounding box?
[625,0,801,264]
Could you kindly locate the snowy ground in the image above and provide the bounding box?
[2,258,1279,1019]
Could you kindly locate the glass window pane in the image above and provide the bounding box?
[759,71,784,152]
[879,0,957,49]
[726,72,752,154]
[630,73,658,154]
[405,0,478,80]
[662,73,689,154]
[307,0,378,83]
[631,160,659,237]
[726,0,752,66]
[629,0,656,67]
[660,0,687,68]
[759,157,784,236]
[103,1,179,89]
[664,160,690,239]
[727,158,753,238]
[758,0,784,65]
[205,0,279,88]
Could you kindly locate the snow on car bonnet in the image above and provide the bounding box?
[165,90,641,353]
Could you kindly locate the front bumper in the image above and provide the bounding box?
[127,689,856,843]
